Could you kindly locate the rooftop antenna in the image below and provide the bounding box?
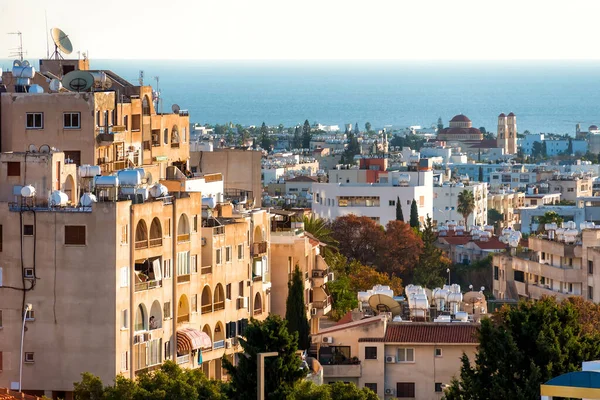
[44,11,50,58]
[154,76,162,113]
[138,70,144,86]
[8,32,25,61]
[50,27,73,60]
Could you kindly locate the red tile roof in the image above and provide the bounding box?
[439,236,471,246]
[450,114,471,122]
[287,175,318,182]
[473,237,505,250]
[336,311,355,326]
[359,323,479,344]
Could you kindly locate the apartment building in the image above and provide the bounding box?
[492,226,600,302]
[518,206,585,234]
[310,316,478,400]
[433,181,488,227]
[543,174,594,202]
[270,214,332,334]
[487,190,524,230]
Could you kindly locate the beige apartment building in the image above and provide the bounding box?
[1,58,190,177]
[493,228,600,302]
[536,172,595,203]
[0,155,270,399]
[487,190,524,231]
[310,316,478,400]
[270,211,332,333]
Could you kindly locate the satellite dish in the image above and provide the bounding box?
[172,104,180,114]
[62,71,94,92]
[13,60,21,67]
[28,144,38,153]
[368,294,402,317]
[39,144,51,154]
[49,79,62,92]
[51,28,73,56]
[145,172,153,185]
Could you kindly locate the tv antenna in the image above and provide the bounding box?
[50,27,73,59]
[154,76,162,113]
[138,70,144,86]
[8,32,25,61]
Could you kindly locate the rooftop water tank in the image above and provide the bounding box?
[80,193,97,207]
[149,183,168,198]
[21,185,36,198]
[12,65,36,78]
[202,196,217,209]
[454,311,469,322]
[28,84,44,93]
[94,175,119,187]
[117,170,141,187]
[79,165,102,178]
[49,190,68,207]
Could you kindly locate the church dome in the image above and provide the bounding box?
[507,112,515,117]
[590,125,598,131]
[498,113,506,118]
[449,114,472,129]
[450,114,471,123]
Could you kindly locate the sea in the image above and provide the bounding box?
[3,59,600,135]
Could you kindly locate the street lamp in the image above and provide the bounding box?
[446,268,451,285]
[19,303,32,392]
[257,351,278,400]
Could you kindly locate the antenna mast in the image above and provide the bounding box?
[45,11,50,58]
[138,70,144,86]
[154,76,161,114]
[8,32,25,61]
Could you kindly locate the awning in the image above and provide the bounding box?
[177,328,212,353]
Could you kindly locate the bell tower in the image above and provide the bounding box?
[506,112,517,154]
[497,113,507,151]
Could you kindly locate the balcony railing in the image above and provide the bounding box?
[214,301,225,311]
[135,280,161,292]
[177,314,189,324]
[313,296,332,309]
[201,265,212,275]
[252,241,268,256]
[177,274,191,283]
[201,304,212,314]
[213,340,225,350]
[253,307,262,316]
[252,275,262,282]
[312,269,329,278]
[171,142,180,148]
[176,354,190,365]
[149,238,163,247]
[135,240,148,249]
[177,234,190,243]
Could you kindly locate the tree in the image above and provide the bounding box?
[260,122,271,150]
[537,211,563,232]
[302,119,311,148]
[531,141,543,159]
[457,190,475,227]
[302,215,339,262]
[73,361,227,400]
[330,215,385,266]
[478,166,484,183]
[365,122,372,133]
[285,265,311,350]
[437,117,443,131]
[327,273,359,320]
[414,216,451,289]
[378,220,423,279]
[278,123,284,133]
[349,264,403,295]
[223,315,305,400]
[444,297,600,400]
[341,131,360,165]
[487,209,503,231]
[479,126,487,134]
[354,123,359,135]
[395,196,404,221]
[409,199,419,228]
[291,380,378,400]
[292,126,302,149]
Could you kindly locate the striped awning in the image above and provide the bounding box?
[177,328,212,353]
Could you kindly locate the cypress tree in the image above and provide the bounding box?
[410,199,419,228]
[396,196,404,221]
[301,119,311,149]
[478,166,484,182]
[285,265,310,350]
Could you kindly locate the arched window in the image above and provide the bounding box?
[142,96,151,116]
[253,292,263,315]
[135,303,147,332]
[201,286,212,314]
[178,294,190,324]
[171,126,180,148]
[135,220,148,249]
[177,214,190,243]
[214,284,225,311]
[163,128,169,145]
[149,218,162,247]
[150,300,162,329]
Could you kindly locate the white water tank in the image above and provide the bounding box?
[94,175,119,187]
[80,193,97,207]
[149,183,168,198]
[12,65,35,78]
[117,170,141,186]
[49,190,68,207]
[79,165,102,178]
[454,311,469,322]
[49,79,62,92]
[202,196,217,208]
[28,84,44,94]
[21,185,36,198]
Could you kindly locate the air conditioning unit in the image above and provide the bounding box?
[385,355,396,364]
[311,308,317,316]
[384,388,395,396]
[23,268,34,279]
[327,272,334,281]
[322,336,333,344]
[225,339,232,349]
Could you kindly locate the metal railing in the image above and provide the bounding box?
[149,238,163,247]
[252,241,268,256]
[135,280,161,292]
[201,304,212,314]
[253,307,262,316]
[177,354,190,365]
[313,296,332,309]
[177,234,190,243]
[135,240,148,249]
[177,314,189,324]
[214,301,225,311]
[213,340,225,350]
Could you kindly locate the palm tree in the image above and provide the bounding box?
[303,215,339,261]
[457,190,475,227]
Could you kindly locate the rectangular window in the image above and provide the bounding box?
[589,261,594,275]
[216,248,222,265]
[435,382,443,393]
[589,286,594,301]
[163,259,172,278]
[163,302,171,319]
[435,348,442,357]
[25,309,35,321]
[23,224,34,236]
[24,352,35,363]
[191,294,198,312]
[238,244,244,260]
[0,310,2,328]
[226,283,232,300]
[120,267,129,288]
[494,266,499,280]
[397,348,414,363]
[7,162,20,177]
[26,113,43,129]
[164,340,171,360]
[193,215,198,232]
[165,218,171,237]
[122,309,129,329]
[239,281,244,297]
[65,225,86,245]
[365,346,377,360]
[389,200,395,206]
[226,246,232,263]
[121,351,128,371]
[396,382,415,398]
[191,255,197,273]
[121,225,128,244]
[63,112,81,129]
[365,383,377,394]
[177,251,190,276]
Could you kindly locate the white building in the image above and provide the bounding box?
[312,169,433,227]
[433,181,488,227]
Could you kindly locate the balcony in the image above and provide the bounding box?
[171,142,180,149]
[214,301,225,311]
[313,296,332,309]
[177,314,189,324]
[135,280,162,292]
[213,340,225,350]
[312,269,330,286]
[177,234,190,243]
[253,307,263,316]
[252,241,268,257]
[149,238,163,248]
[201,265,212,275]
[176,354,190,365]
[177,274,191,284]
[135,240,149,250]
[322,363,362,378]
[201,304,212,314]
